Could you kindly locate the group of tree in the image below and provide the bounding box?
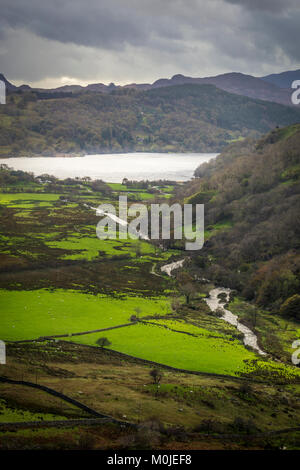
[1,85,300,157]
[181,124,300,318]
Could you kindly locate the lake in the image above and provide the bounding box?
[0,152,218,182]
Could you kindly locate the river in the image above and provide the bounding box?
[159,259,266,356]
[0,152,218,182]
[205,288,266,355]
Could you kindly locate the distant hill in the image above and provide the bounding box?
[34,72,300,106]
[1,69,297,106]
[0,83,299,157]
[261,69,300,89]
[148,72,293,106]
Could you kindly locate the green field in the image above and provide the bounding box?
[63,321,300,378]
[0,289,171,341]
[63,321,258,376]
[0,193,60,208]
[4,287,294,378]
[45,233,157,260]
[0,282,270,377]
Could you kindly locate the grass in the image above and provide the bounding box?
[179,220,233,242]
[0,399,67,423]
[0,341,299,450]
[229,297,300,362]
[64,321,258,376]
[0,289,171,341]
[0,193,60,207]
[204,220,233,240]
[45,233,157,260]
[276,123,300,142]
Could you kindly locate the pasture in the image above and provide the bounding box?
[0,289,171,341]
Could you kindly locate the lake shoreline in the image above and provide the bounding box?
[0,149,221,163]
[0,150,219,159]
[0,152,218,182]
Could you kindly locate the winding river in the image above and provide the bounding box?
[205,288,266,356]
[160,259,266,356]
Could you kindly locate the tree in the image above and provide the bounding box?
[150,368,163,385]
[280,295,300,321]
[96,337,111,348]
[177,272,196,305]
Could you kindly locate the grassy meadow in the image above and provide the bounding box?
[64,321,257,376]
[0,288,170,341]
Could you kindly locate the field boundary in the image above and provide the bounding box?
[59,340,275,384]
[6,339,300,385]
[10,321,137,343]
[0,375,133,427]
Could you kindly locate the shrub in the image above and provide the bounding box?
[280,294,300,321]
[96,337,111,348]
[150,368,163,384]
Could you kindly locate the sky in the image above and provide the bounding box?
[0,0,300,88]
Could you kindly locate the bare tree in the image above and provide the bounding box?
[177,272,196,305]
[150,368,163,385]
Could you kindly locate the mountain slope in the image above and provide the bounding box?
[0,84,299,157]
[261,69,300,88]
[183,124,300,311]
[150,72,293,106]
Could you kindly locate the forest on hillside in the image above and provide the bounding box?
[1,84,300,157]
[180,124,300,317]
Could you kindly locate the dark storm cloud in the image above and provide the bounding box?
[224,0,299,12]
[0,0,191,49]
[0,0,299,86]
[250,10,300,61]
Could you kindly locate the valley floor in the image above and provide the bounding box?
[0,176,299,449]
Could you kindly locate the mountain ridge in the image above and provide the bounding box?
[1,68,298,106]
[261,68,300,89]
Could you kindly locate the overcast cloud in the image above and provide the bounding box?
[0,0,299,87]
